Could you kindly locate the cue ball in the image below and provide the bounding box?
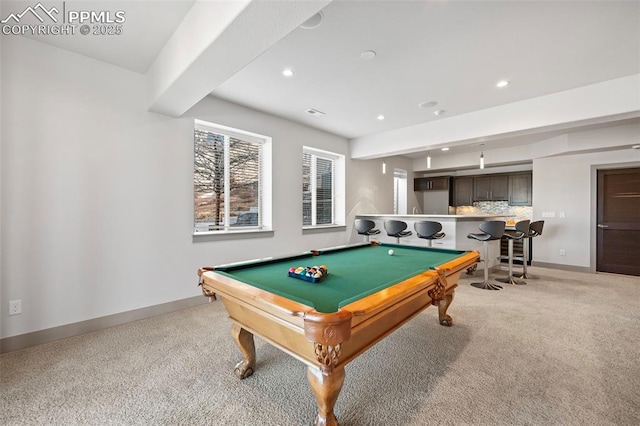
[388,249,395,256]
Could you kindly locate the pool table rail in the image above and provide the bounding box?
[199,267,320,321]
[344,250,478,318]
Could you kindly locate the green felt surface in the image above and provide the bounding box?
[217,243,467,313]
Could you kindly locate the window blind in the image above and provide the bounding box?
[302,149,335,226]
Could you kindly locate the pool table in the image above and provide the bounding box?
[198,242,479,426]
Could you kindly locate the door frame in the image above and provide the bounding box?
[590,162,640,273]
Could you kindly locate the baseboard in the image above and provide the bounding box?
[0,296,209,354]
[532,262,591,273]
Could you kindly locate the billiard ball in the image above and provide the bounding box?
[388,249,395,256]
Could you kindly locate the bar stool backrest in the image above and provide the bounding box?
[384,220,408,236]
[529,220,545,237]
[414,221,442,238]
[515,220,531,235]
[479,220,506,240]
[355,219,376,235]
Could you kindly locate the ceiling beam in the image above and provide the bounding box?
[350,74,640,160]
[146,0,332,117]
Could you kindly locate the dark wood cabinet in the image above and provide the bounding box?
[508,173,532,206]
[414,176,450,191]
[452,177,474,206]
[473,175,508,201]
[473,177,491,201]
[450,172,532,206]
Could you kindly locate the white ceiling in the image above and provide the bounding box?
[6,0,640,161]
[15,0,196,74]
[212,0,640,140]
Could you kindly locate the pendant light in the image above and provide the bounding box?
[426,151,431,169]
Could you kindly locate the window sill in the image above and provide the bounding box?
[302,224,347,235]
[192,228,274,242]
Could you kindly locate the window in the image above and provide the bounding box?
[194,120,272,233]
[393,169,408,215]
[302,147,345,227]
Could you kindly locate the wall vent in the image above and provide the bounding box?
[306,108,325,117]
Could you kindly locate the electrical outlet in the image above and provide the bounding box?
[560,249,566,256]
[9,300,22,315]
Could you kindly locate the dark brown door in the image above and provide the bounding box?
[597,168,640,276]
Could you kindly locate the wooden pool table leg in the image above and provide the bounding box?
[429,271,456,327]
[436,290,455,327]
[231,324,256,379]
[307,365,345,426]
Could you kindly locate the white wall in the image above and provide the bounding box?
[532,123,640,269]
[422,191,449,215]
[0,36,394,339]
[10,30,635,341]
[0,1,4,322]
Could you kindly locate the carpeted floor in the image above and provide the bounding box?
[2,266,640,425]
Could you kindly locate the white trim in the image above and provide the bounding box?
[303,145,341,160]
[310,154,318,225]
[194,119,267,145]
[193,120,273,234]
[223,135,231,226]
[0,296,208,354]
[302,146,345,227]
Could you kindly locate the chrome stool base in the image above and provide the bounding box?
[466,221,507,291]
[470,281,503,290]
[501,223,530,286]
[498,276,526,285]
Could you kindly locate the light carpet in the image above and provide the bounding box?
[2,266,639,425]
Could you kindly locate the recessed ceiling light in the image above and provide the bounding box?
[377,115,385,120]
[282,69,294,77]
[434,110,445,116]
[300,12,324,30]
[360,50,377,61]
[418,101,438,109]
[441,147,450,151]
[496,80,510,88]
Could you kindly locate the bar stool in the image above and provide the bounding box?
[467,220,506,290]
[354,219,380,242]
[519,220,545,279]
[498,220,530,285]
[414,221,445,247]
[384,220,412,244]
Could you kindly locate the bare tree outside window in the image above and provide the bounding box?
[194,128,262,231]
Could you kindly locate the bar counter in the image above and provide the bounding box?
[355,214,513,269]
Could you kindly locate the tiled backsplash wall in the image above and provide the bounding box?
[455,201,532,223]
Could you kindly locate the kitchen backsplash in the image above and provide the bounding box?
[455,201,532,223]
